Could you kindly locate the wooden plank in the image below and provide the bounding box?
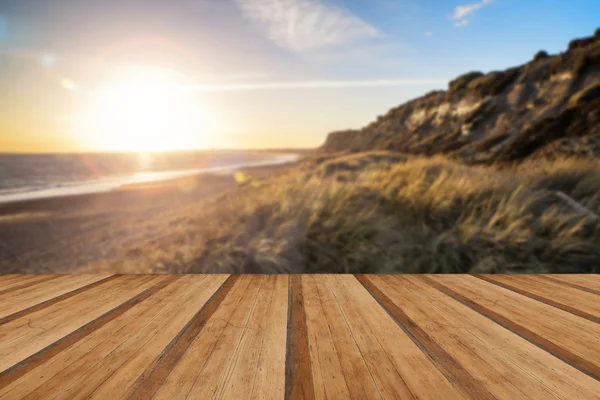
[249,275,289,400]
[329,275,465,399]
[538,275,600,296]
[358,275,494,400]
[0,275,36,290]
[0,276,148,346]
[478,275,600,323]
[0,275,117,323]
[0,275,140,368]
[0,275,46,290]
[183,275,264,400]
[0,275,113,315]
[0,275,163,372]
[121,274,235,400]
[0,276,141,347]
[0,275,178,393]
[0,274,599,400]
[218,276,286,399]
[312,275,381,400]
[285,275,315,400]
[0,275,61,296]
[0,275,188,399]
[302,275,352,400]
[48,275,228,400]
[381,275,600,399]
[152,275,254,400]
[424,275,600,381]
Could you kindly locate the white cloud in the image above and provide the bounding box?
[171,78,447,92]
[235,0,379,52]
[452,0,493,27]
[425,31,433,37]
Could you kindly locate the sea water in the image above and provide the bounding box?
[0,151,298,203]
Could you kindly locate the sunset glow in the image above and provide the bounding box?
[1,1,598,152]
[78,68,210,152]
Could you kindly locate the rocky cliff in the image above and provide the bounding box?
[321,28,600,164]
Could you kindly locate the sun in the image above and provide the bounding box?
[79,67,210,152]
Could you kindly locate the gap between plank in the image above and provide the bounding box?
[422,275,600,382]
[475,275,600,325]
[534,275,600,297]
[124,274,240,400]
[355,274,495,400]
[285,275,315,400]
[0,275,121,326]
[0,275,62,296]
[0,275,180,388]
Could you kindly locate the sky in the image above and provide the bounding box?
[0,0,599,152]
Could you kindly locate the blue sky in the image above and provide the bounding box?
[0,0,599,151]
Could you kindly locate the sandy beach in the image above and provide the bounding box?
[0,160,299,273]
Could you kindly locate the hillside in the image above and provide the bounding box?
[90,152,600,275]
[85,29,600,275]
[322,29,600,164]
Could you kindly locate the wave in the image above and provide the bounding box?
[0,153,298,204]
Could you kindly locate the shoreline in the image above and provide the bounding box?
[0,157,300,216]
[0,158,300,273]
[0,152,300,206]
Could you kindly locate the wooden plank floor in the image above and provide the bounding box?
[0,275,600,399]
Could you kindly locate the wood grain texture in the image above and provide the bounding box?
[358,274,494,400]
[0,275,61,296]
[0,274,599,400]
[124,275,235,400]
[53,275,228,400]
[375,275,600,399]
[0,276,42,291]
[424,275,600,381]
[0,276,193,400]
[0,275,118,325]
[477,275,600,324]
[302,275,352,400]
[0,275,176,387]
[0,275,165,372]
[309,275,381,400]
[328,275,463,399]
[249,275,289,400]
[152,275,255,400]
[537,275,600,296]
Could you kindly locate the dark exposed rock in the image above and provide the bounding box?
[568,36,597,51]
[533,50,549,62]
[466,68,520,97]
[448,71,484,95]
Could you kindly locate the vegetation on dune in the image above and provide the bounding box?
[105,152,600,274]
[98,29,600,275]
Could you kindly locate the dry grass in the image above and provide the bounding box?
[104,152,600,274]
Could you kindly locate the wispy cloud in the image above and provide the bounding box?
[234,0,379,52]
[425,31,433,37]
[170,78,447,92]
[452,0,493,27]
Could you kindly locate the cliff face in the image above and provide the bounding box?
[321,29,600,163]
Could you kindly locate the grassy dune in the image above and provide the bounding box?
[104,151,600,274]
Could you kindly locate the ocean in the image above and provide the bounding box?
[0,151,297,204]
